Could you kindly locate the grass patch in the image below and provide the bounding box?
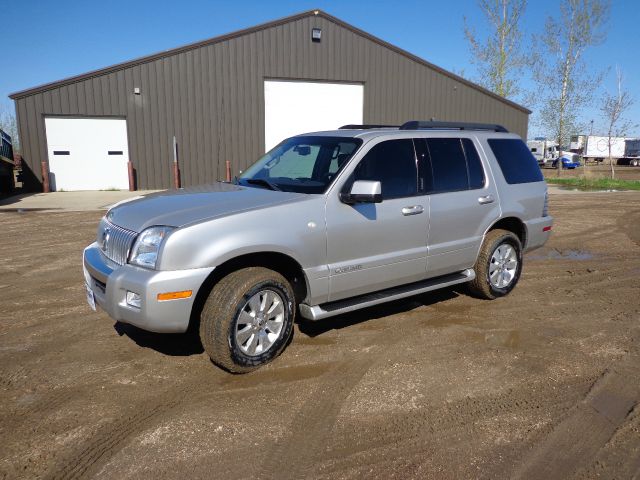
[546,177,640,191]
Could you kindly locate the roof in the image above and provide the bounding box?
[9,9,531,114]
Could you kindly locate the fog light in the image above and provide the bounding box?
[126,291,142,308]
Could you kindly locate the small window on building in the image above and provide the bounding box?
[108,151,123,155]
[53,150,70,155]
[488,138,544,184]
[350,139,417,199]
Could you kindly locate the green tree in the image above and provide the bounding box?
[464,0,529,99]
[532,0,610,176]
[601,67,635,179]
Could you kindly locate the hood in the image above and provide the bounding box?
[106,182,306,231]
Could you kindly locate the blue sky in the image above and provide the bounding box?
[3,0,639,137]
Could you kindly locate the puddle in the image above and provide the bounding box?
[527,247,594,261]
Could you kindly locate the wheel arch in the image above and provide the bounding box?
[188,251,309,333]
[485,216,527,249]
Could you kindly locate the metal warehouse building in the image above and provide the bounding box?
[10,9,530,192]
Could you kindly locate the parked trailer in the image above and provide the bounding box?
[0,129,16,194]
[569,135,628,164]
[527,138,559,166]
[617,139,640,167]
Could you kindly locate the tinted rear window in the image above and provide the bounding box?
[426,138,469,192]
[488,139,544,184]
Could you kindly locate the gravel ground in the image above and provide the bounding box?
[0,192,639,480]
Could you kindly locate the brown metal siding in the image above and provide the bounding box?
[13,13,529,190]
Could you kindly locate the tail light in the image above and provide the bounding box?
[542,190,549,217]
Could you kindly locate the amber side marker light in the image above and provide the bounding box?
[157,290,193,301]
[543,226,552,232]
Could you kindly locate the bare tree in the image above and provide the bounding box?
[532,0,610,176]
[601,67,635,179]
[0,102,19,154]
[464,0,529,99]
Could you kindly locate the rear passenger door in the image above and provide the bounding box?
[416,137,501,277]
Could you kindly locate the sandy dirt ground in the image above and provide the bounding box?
[0,192,639,480]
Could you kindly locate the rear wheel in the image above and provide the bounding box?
[199,267,295,373]
[467,229,523,300]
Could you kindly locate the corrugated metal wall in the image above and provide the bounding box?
[13,12,529,190]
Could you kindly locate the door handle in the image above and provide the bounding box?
[402,205,424,216]
[478,195,495,205]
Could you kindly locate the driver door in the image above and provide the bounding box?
[325,139,429,302]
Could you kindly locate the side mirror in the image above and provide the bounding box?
[340,180,382,204]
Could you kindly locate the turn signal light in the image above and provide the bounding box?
[157,290,193,301]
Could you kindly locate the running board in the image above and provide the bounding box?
[299,269,475,321]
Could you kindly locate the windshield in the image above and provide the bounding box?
[238,136,362,193]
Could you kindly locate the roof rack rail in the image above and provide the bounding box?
[339,124,398,130]
[399,121,508,133]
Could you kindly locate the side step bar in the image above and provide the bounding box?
[299,269,475,321]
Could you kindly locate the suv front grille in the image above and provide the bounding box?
[97,218,138,265]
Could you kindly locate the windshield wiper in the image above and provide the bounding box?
[245,178,282,191]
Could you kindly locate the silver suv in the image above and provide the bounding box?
[83,121,553,373]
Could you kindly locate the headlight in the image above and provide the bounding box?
[129,226,174,269]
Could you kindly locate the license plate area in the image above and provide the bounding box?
[85,282,96,311]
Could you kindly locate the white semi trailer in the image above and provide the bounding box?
[569,135,640,165]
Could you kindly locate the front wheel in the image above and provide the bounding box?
[467,229,523,300]
[199,267,295,373]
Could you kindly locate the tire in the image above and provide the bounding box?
[467,229,523,300]
[199,267,295,373]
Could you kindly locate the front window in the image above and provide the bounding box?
[238,136,362,193]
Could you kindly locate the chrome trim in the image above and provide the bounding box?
[97,218,138,265]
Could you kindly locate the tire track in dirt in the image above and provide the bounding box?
[259,323,413,480]
[47,399,182,480]
[41,361,333,480]
[315,373,600,477]
[512,355,640,480]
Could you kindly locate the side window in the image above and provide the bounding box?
[426,138,468,192]
[487,138,544,184]
[462,138,485,190]
[328,142,359,175]
[351,139,417,199]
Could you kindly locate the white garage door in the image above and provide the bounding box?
[264,80,364,151]
[45,117,130,191]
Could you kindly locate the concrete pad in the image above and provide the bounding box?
[0,190,162,212]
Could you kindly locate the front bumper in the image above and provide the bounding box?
[83,243,214,333]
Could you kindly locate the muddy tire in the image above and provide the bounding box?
[467,229,523,300]
[199,267,295,373]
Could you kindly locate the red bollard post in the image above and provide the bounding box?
[173,162,180,189]
[127,161,136,191]
[41,161,50,193]
[225,160,231,182]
